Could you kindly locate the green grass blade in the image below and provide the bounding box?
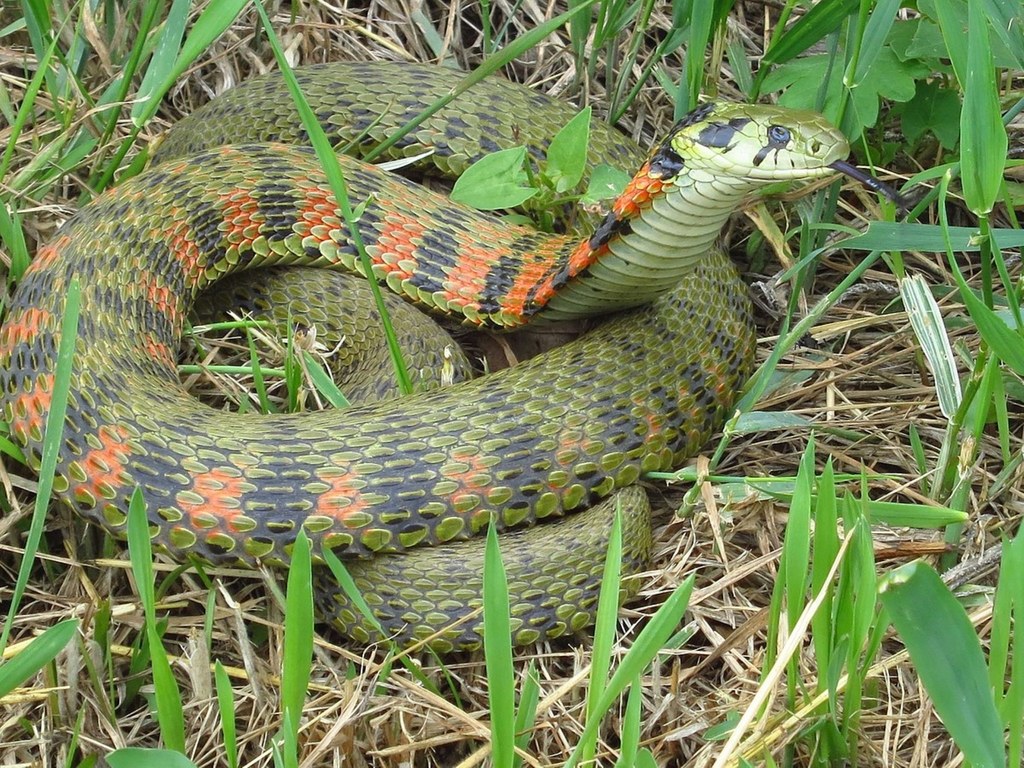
[849,0,900,85]
[300,351,351,408]
[0,618,78,699]
[253,7,413,396]
[758,0,858,71]
[0,278,79,655]
[959,1,1007,215]
[363,0,599,163]
[0,200,30,282]
[565,575,695,768]
[838,223,1024,252]
[901,273,962,418]
[880,561,1006,768]
[512,663,540,768]
[280,531,314,749]
[615,675,643,768]
[483,522,515,768]
[127,487,186,753]
[810,460,839,693]
[214,661,239,768]
[106,748,198,768]
[579,504,624,765]
[131,0,192,125]
[133,0,250,127]
[990,526,1023,767]
[950,266,1024,377]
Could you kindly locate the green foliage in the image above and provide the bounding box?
[106,748,198,768]
[127,489,186,753]
[881,562,1008,768]
[451,105,625,230]
[483,522,516,768]
[0,619,77,699]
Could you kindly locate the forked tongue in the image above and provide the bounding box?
[829,160,908,208]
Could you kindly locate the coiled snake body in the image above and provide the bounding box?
[1,62,859,650]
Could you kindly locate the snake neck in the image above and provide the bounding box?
[533,164,756,322]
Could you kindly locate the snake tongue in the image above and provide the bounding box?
[829,160,908,208]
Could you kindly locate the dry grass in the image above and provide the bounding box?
[0,2,1019,766]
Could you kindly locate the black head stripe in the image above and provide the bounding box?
[648,145,685,179]
[588,211,633,251]
[674,101,716,130]
[753,145,772,167]
[697,122,738,149]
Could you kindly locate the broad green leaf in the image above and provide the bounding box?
[900,82,961,149]
[762,50,923,136]
[581,163,631,205]
[450,146,537,210]
[545,106,591,194]
[880,562,1006,768]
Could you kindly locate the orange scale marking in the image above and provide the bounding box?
[177,467,248,532]
[314,466,370,523]
[375,207,427,279]
[167,220,205,286]
[446,241,513,299]
[0,307,55,352]
[144,336,176,368]
[295,186,337,239]
[5,373,53,445]
[441,451,494,506]
[220,188,264,244]
[31,234,70,271]
[612,163,667,218]
[74,424,132,501]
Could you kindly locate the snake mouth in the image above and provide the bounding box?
[829,160,907,207]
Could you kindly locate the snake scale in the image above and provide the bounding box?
[0,61,872,651]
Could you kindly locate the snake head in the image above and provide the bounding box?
[656,102,905,205]
[658,102,850,182]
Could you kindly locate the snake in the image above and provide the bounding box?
[0,61,878,651]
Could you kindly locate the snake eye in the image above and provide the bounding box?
[767,124,791,144]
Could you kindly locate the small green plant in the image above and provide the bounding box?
[450,105,630,232]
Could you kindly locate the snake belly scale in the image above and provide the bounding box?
[0,62,854,650]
